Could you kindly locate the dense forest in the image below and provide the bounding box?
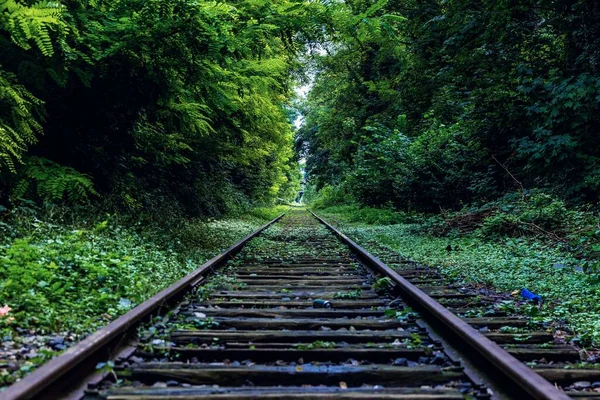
[4,0,599,215]
[295,0,600,351]
[0,0,326,217]
[298,0,600,210]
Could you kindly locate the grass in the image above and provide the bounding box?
[316,205,600,347]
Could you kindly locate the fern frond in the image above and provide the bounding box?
[1,0,67,56]
[12,157,97,204]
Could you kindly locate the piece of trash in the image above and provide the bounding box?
[118,298,132,310]
[313,299,333,309]
[339,381,348,389]
[520,288,542,304]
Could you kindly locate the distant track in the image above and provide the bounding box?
[3,209,593,399]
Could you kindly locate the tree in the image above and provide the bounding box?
[299,0,600,210]
[1,0,326,213]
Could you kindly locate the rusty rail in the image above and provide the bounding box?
[310,209,571,400]
[1,211,288,400]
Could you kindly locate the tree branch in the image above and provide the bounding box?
[492,154,525,195]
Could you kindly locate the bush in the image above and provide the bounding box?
[246,205,289,221]
[306,184,352,209]
[346,207,406,225]
[477,191,576,238]
[391,117,489,211]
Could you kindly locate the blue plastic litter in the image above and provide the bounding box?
[520,288,542,303]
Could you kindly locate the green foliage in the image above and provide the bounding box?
[0,70,43,172]
[0,0,68,172]
[384,307,418,322]
[0,204,280,336]
[12,157,97,204]
[310,204,406,225]
[197,274,246,302]
[63,0,312,213]
[418,191,600,256]
[246,205,290,221]
[298,0,600,209]
[171,315,219,331]
[333,287,362,299]
[320,204,600,346]
[305,184,351,209]
[373,277,393,293]
[0,0,319,212]
[1,0,67,56]
[295,341,336,350]
[394,118,487,209]
[0,220,186,333]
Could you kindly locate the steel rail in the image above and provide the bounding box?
[310,209,571,400]
[1,211,288,400]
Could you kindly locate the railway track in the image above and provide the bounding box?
[3,209,598,400]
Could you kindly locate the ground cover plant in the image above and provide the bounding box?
[0,204,287,387]
[314,201,600,347]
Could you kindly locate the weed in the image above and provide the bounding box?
[334,288,362,299]
[373,277,394,293]
[385,307,418,321]
[295,341,336,350]
[408,332,423,348]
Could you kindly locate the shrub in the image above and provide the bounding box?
[478,191,576,238]
[306,184,351,209]
[246,206,289,221]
